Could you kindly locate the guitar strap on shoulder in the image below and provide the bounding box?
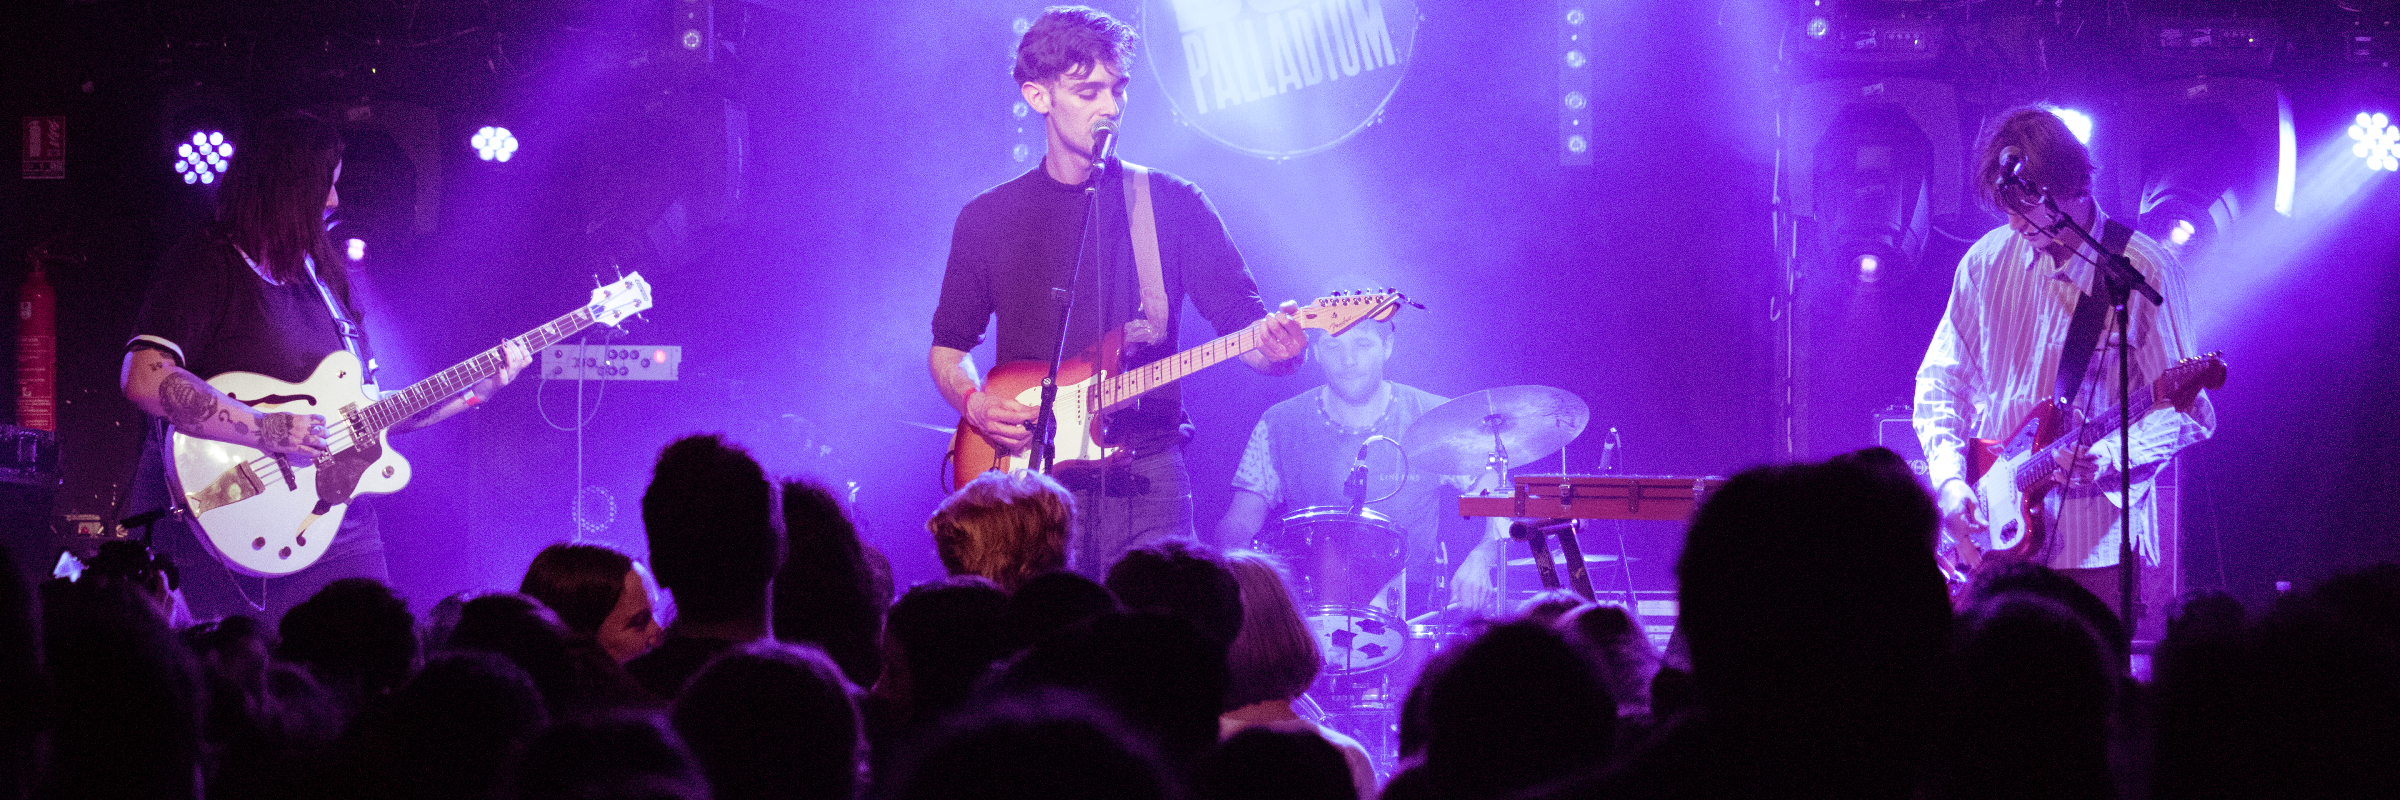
[2053,218,2138,406]
[1120,162,1171,346]
[304,256,376,384]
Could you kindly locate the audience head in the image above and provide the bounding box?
[1965,560,2127,662]
[1002,609,1231,765]
[1675,447,1949,716]
[278,577,419,699]
[1560,602,1661,717]
[521,542,664,663]
[1411,619,1613,797]
[518,710,710,800]
[928,469,1074,591]
[643,434,780,627]
[1195,726,1356,800]
[1221,550,1321,712]
[773,478,887,687]
[671,641,861,800]
[385,651,551,800]
[1515,589,1589,627]
[445,592,580,716]
[39,575,203,800]
[1105,538,1244,650]
[893,691,1174,800]
[1002,570,1118,651]
[882,576,1012,726]
[1939,591,2119,800]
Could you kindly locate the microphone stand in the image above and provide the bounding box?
[1038,149,1113,574]
[2034,192,2160,660]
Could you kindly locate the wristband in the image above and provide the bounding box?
[963,388,981,409]
[462,390,482,408]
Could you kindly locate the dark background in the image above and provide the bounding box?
[5,0,2396,614]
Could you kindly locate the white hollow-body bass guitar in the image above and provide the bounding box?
[170,274,653,577]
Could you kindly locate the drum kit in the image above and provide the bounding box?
[1250,385,1594,774]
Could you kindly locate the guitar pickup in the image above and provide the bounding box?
[273,455,298,491]
[187,463,268,515]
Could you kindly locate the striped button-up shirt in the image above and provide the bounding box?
[1914,223,2216,569]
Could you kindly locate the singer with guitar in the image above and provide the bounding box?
[1913,106,2216,615]
[930,7,1306,572]
[120,112,532,622]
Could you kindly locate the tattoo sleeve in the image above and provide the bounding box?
[160,373,222,431]
[260,413,297,450]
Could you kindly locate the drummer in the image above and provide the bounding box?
[1215,310,1512,618]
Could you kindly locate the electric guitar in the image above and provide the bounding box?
[1953,353,2225,572]
[170,274,654,577]
[947,289,1412,492]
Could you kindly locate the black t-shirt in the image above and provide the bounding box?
[129,234,359,384]
[931,163,1268,448]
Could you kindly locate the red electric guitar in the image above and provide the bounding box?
[1943,353,2226,579]
[946,290,1411,492]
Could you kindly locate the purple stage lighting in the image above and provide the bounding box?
[472,125,519,163]
[2352,112,2398,172]
[346,238,367,261]
[174,130,232,185]
[2053,108,2095,146]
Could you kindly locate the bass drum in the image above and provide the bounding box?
[1252,506,1404,608]
[1304,604,1411,676]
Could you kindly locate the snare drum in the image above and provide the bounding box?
[1304,604,1410,675]
[1254,506,1404,607]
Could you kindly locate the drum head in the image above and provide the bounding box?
[1305,604,1410,675]
[1255,507,1404,608]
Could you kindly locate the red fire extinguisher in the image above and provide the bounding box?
[18,262,56,432]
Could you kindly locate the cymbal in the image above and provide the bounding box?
[1403,385,1590,476]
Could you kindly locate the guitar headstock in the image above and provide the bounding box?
[1293,289,1415,337]
[2157,352,2227,411]
[589,272,655,329]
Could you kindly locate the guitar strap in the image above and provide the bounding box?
[2052,218,2137,406]
[1121,162,1171,346]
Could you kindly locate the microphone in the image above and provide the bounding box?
[1996,146,2038,193]
[1089,118,1120,181]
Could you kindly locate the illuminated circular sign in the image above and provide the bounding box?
[1142,0,1420,159]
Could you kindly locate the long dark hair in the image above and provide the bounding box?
[214,111,358,319]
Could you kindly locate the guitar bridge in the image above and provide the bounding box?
[187,463,268,515]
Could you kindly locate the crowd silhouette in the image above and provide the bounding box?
[5,438,2395,800]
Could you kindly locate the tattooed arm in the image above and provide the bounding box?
[120,347,328,457]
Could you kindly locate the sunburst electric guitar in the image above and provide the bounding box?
[1950,353,2226,574]
[947,289,1412,492]
[170,274,654,577]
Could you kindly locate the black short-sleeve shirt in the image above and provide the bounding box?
[129,235,355,384]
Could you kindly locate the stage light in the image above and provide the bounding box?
[2353,112,2398,172]
[346,238,367,261]
[1811,101,1934,285]
[2053,108,2094,145]
[1806,17,1830,40]
[471,126,519,163]
[174,130,232,185]
[2168,218,2196,246]
[1855,253,1882,283]
[1558,1,1593,166]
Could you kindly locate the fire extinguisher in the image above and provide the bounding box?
[18,261,55,432]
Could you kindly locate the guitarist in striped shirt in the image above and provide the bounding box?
[1913,106,2216,616]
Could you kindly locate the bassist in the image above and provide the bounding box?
[120,112,530,621]
[929,7,1305,572]
[1913,106,2216,614]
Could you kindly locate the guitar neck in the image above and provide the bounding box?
[1094,325,1265,412]
[351,306,602,435]
[2018,382,2161,491]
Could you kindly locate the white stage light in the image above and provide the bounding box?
[472,126,520,163]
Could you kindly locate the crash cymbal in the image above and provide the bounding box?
[1402,385,1589,476]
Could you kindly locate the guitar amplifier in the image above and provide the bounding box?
[1871,406,2182,645]
[0,424,61,587]
[1871,405,1930,490]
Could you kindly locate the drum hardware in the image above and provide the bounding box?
[1253,506,1403,609]
[1304,603,1410,676]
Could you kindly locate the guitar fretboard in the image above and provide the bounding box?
[1093,326,1264,412]
[2015,380,2164,493]
[350,307,601,435]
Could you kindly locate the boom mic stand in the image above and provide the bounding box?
[2032,190,2162,661]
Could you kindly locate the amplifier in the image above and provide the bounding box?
[0,424,60,586]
